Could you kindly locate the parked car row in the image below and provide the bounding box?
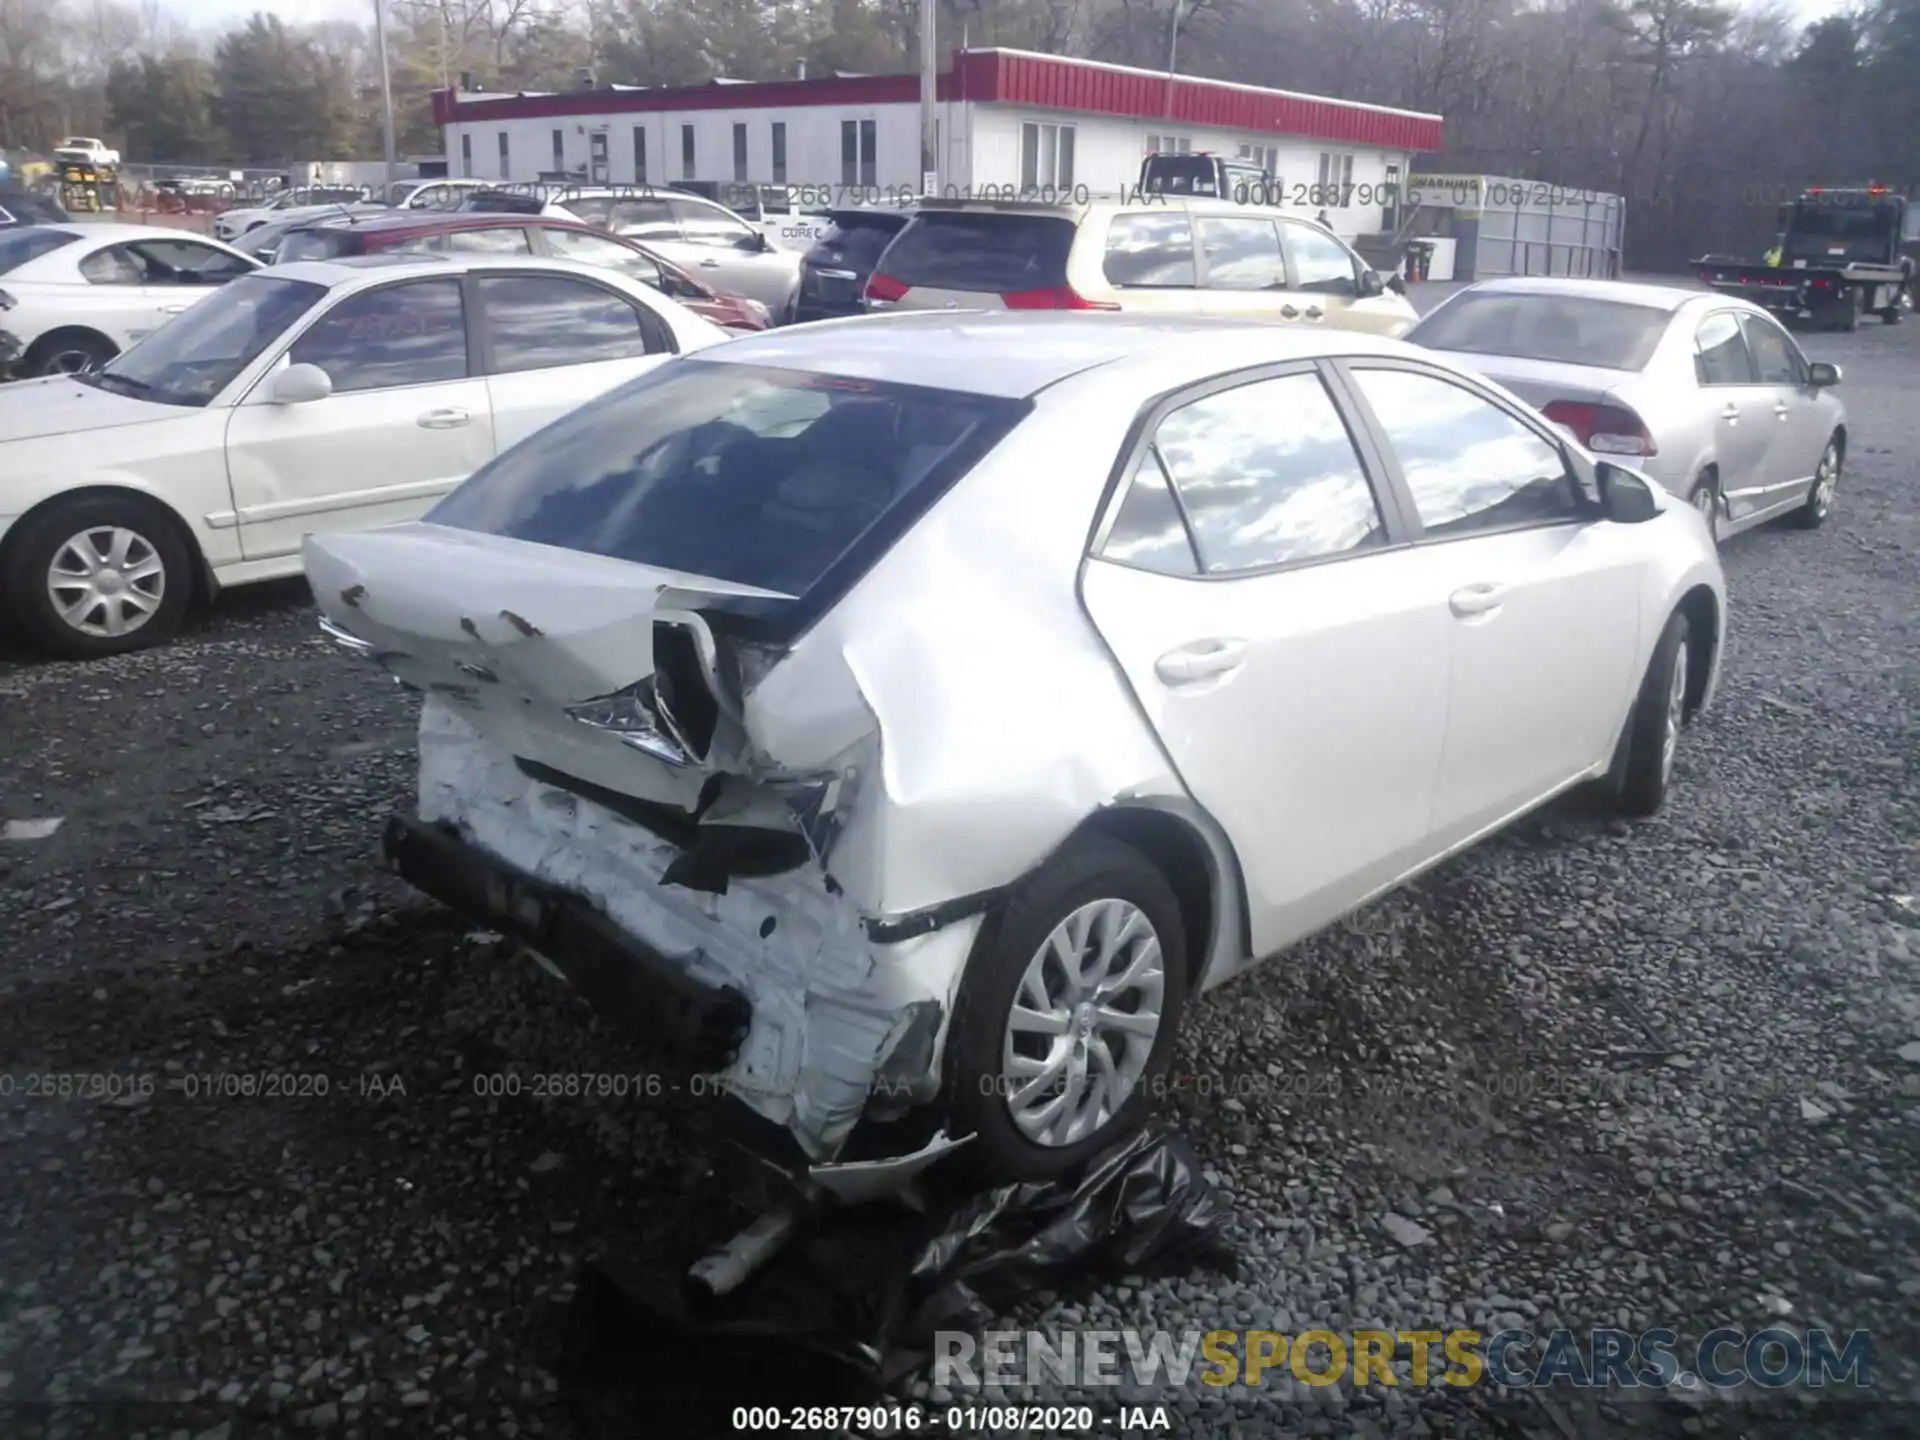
[0,161,1865,1207]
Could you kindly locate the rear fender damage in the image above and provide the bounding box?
[326,567,1191,1185]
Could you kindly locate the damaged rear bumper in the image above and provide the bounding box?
[383,813,753,1073]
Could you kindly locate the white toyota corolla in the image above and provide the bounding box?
[0,253,728,657]
[307,313,1728,1192]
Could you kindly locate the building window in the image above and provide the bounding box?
[460,132,472,178]
[732,123,748,183]
[681,124,696,180]
[1316,152,1355,206]
[770,122,786,185]
[1147,134,1192,154]
[497,131,509,180]
[1238,143,1278,174]
[1021,122,1075,192]
[634,125,646,184]
[840,119,878,188]
[551,128,565,173]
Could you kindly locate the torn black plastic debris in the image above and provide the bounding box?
[552,1126,1234,1437]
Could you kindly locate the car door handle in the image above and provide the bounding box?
[1279,304,1300,319]
[1303,305,1324,319]
[1449,582,1508,617]
[416,408,471,429]
[1773,401,1791,418]
[1154,638,1249,685]
[157,303,189,314]
[698,258,721,268]
[1720,403,1741,421]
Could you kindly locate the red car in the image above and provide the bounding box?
[272,211,771,332]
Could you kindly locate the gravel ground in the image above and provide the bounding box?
[2,303,1916,1440]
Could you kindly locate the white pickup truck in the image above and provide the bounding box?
[55,137,120,168]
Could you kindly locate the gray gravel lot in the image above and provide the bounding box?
[2,297,1916,1440]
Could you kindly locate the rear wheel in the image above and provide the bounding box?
[943,834,1189,1183]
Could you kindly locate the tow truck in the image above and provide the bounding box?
[1695,184,1917,331]
[1137,151,1277,204]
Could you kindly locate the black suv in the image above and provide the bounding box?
[791,206,913,324]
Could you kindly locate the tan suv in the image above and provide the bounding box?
[863,196,1419,336]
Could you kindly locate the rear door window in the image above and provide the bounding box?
[427,362,1030,602]
[805,214,904,273]
[1103,213,1197,287]
[0,227,78,274]
[539,227,662,287]
[878,211,1076,293]
[478,274,663,372]
[444,227,532,255]
[277,228,358,263]
[610,198,680,240]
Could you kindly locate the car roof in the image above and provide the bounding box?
[910,196,1347,235]
[39,220,219,244]
[292,211,583,238]
[686,311,1415,399]
[267,251,643,288]
[1456,276,1711,311]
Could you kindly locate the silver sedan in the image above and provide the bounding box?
[1408,277,1848,543]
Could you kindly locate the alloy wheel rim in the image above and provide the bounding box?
[1661,637,1690,785]
[1693,487,1718,538]
[1812,445,1838,516]
[45,348,99,375]
[47,525,166,638]
[1001,898,1165,1148]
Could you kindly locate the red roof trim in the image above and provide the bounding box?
[434,49,1442,152]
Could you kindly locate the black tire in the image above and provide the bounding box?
[1,494,194,659]
[25,329,116,376]
[1686,474,1721,546]
[1790,433,1841,530]
[1607,609,1693,819]
[1882,307,1904,324]
[942,834,1190,1184]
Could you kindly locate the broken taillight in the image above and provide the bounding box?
[1000,285,1120,311]
[565,681,690,768]
[1541,400,1658,457]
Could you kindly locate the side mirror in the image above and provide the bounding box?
[1385,271,1408,296]
[1808,360,1842,387]
[1596,462,1660,524]
[740,230,770,252]
[270,362,333,405]
[1358,268,1385,298]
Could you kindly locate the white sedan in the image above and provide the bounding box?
[0,253,729,657]
[0,222,259,377]
[211,188,370,241]
[307,314,1728,1186]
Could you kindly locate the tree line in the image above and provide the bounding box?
[1,0,1917,268]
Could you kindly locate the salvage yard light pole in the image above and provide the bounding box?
[1164,0,1189,120]
[374,0,398,196]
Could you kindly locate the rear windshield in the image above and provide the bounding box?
[0,226,77,274]
[877,211,1075,294]
[276,228,360,263]
[1408,293,1671,371]
[1784,203,1896,260]
[427,360,1030,599]
[805,213,907,272]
